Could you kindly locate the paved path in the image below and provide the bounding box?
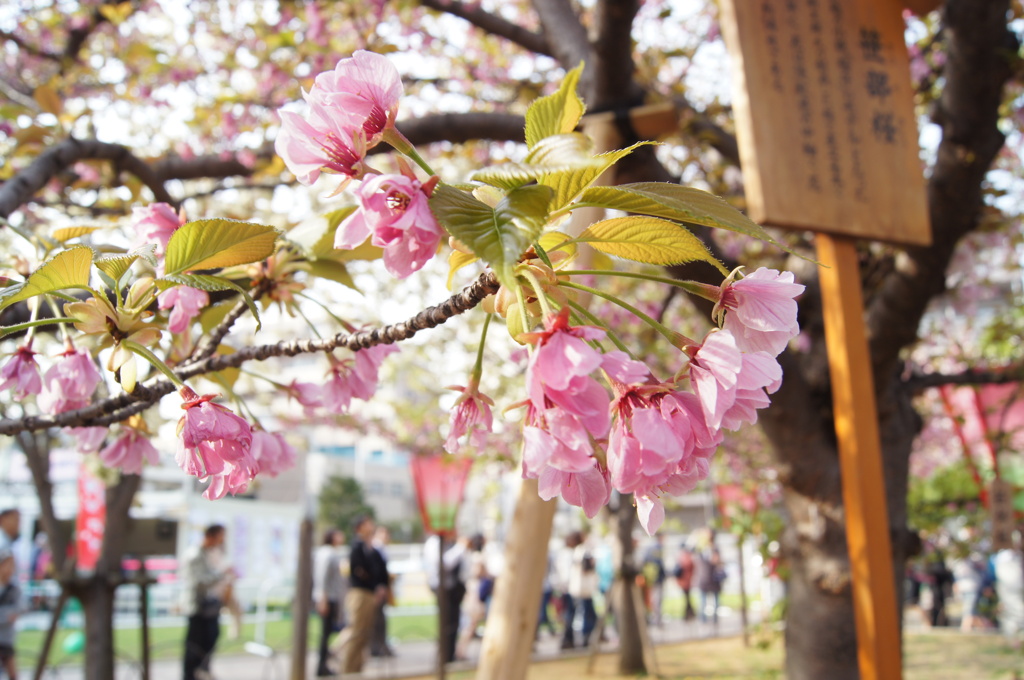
[25,606,751,679]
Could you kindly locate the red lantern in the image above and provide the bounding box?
[410,455,472,535]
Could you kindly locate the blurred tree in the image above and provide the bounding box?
[317,475,376,535]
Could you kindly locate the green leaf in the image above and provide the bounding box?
[577,216,727,273]
[525,63,586,149]
[543,141,654,213]
[156,274,263,331]
[447,250,479,289]
[94,245,154,283]
[471,133,599,191]
[430,184,553,289]
[52,226,102,243]
[308,259,358,290]
[163,219,278,275]
[576,183,803,259]
[0,247,93,312]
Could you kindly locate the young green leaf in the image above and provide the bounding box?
[430,184,553,289]
[576,183,805,259]
[0,246,94,312]
[472,133,600,191]
[447,249,479,289]
[163,219,278,275]
[543,141,654,213]
[524,63,586,149]
[52,225,103,243]
[308,259,358,290]
[577,216,727,273]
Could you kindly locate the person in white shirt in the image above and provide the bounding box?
[180,524,234,680]
[312,528,346,676]
[424,533,469,662]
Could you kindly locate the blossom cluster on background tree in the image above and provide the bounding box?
[0,51,804,531]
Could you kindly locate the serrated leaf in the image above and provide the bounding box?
[94,245,153,283]
[538,231,577,261]
[525,63,586,149]
[471,133,599,191]
[52,226,102,243]
[575,183,805,260]
[164,219,278,275]
[430,184,553,289]
[577,216,727,273]
[0,247,93,312]
[447,250,479,289]
[543,141,654,213]
[157,274,262,331]
[308,259,358,290]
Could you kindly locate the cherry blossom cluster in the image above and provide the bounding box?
[270,51,806,533]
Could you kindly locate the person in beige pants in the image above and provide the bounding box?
[331,516,389,674]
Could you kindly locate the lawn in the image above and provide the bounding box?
[407,631,1024,680]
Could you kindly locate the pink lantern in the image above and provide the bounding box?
[410,455,473,535]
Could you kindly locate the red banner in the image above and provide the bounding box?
[75,466,106,572]
[410,455,472,534]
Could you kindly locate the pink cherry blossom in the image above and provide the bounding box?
[38,348,102,414]
[130,203,185,258]
[317,344,398,414]
[522,308,611,436]
[444,381,494,454]
[68,426,107,453]
[288,380,324,414]
[336,173,443,278]
[0,344,42,400]
[689,330,782,431]
[719,268,804,355]
[250,429,297,477]
[99,428,160,475]
[275,51,402,185]
[175,388,258,500]
[158,286,209,334]
[308,50,403,145]
[537,464,611,519]
[522,408,596,476]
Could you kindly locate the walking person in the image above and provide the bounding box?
[456,534,491,659]
[313,528,347,677]
[332,516,390,675]
[696,547,725,625]
[0,549,25,680]
[557,531,583,650]
[568,533,599,647]
[369,525,396,658]
[181,524,234,680]
[675,545,696,620]
[425,533,469,663]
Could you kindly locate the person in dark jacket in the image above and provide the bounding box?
[331,516,389,674]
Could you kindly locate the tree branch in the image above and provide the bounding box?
[590,0,643,108]
[0,271,500,435]
[418,0,553,57]
[0,138,175,218]
[530,0,591,73]
[396,112,526,146]
[905,365,1024,392]
[866,0,1017,380]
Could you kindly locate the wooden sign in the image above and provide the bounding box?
[719,0,931,245]
[991,478,1016,551]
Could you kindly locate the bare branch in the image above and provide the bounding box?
[0,138,175,218]
[0,271,501,436]
[418,0,553,57]
[591,0,643,108]
[530,0,591,73]
[0,30,61,61]
[905,365,1024,392]
[396,112,526,146]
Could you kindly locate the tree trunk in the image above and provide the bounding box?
[475,479,557,680]
[77,576,119,680]
[613,497,645,674]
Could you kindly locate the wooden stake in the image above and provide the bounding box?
[816,233,901,680]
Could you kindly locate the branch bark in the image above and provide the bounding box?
[530,0,591,72]
[418,0,553,56]
[0,271,500,436]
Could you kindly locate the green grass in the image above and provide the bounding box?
[16,612,439,669]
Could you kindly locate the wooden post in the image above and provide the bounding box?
[475,479,557,680]
[737,535,750,648]
[816,233,902,680]
[139,570,152,680]
[436,532,447,680]
[290,515,313,680]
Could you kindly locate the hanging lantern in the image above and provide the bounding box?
[410,455,472,535]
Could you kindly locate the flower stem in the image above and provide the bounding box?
[0,317,76,339]
[383,128,435,176]
[560,269,721,300]
[122,340,185,388]
[565,299,633,356]
[518,267,555,318]
[560,281,697,350]
[471,313,492,382]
